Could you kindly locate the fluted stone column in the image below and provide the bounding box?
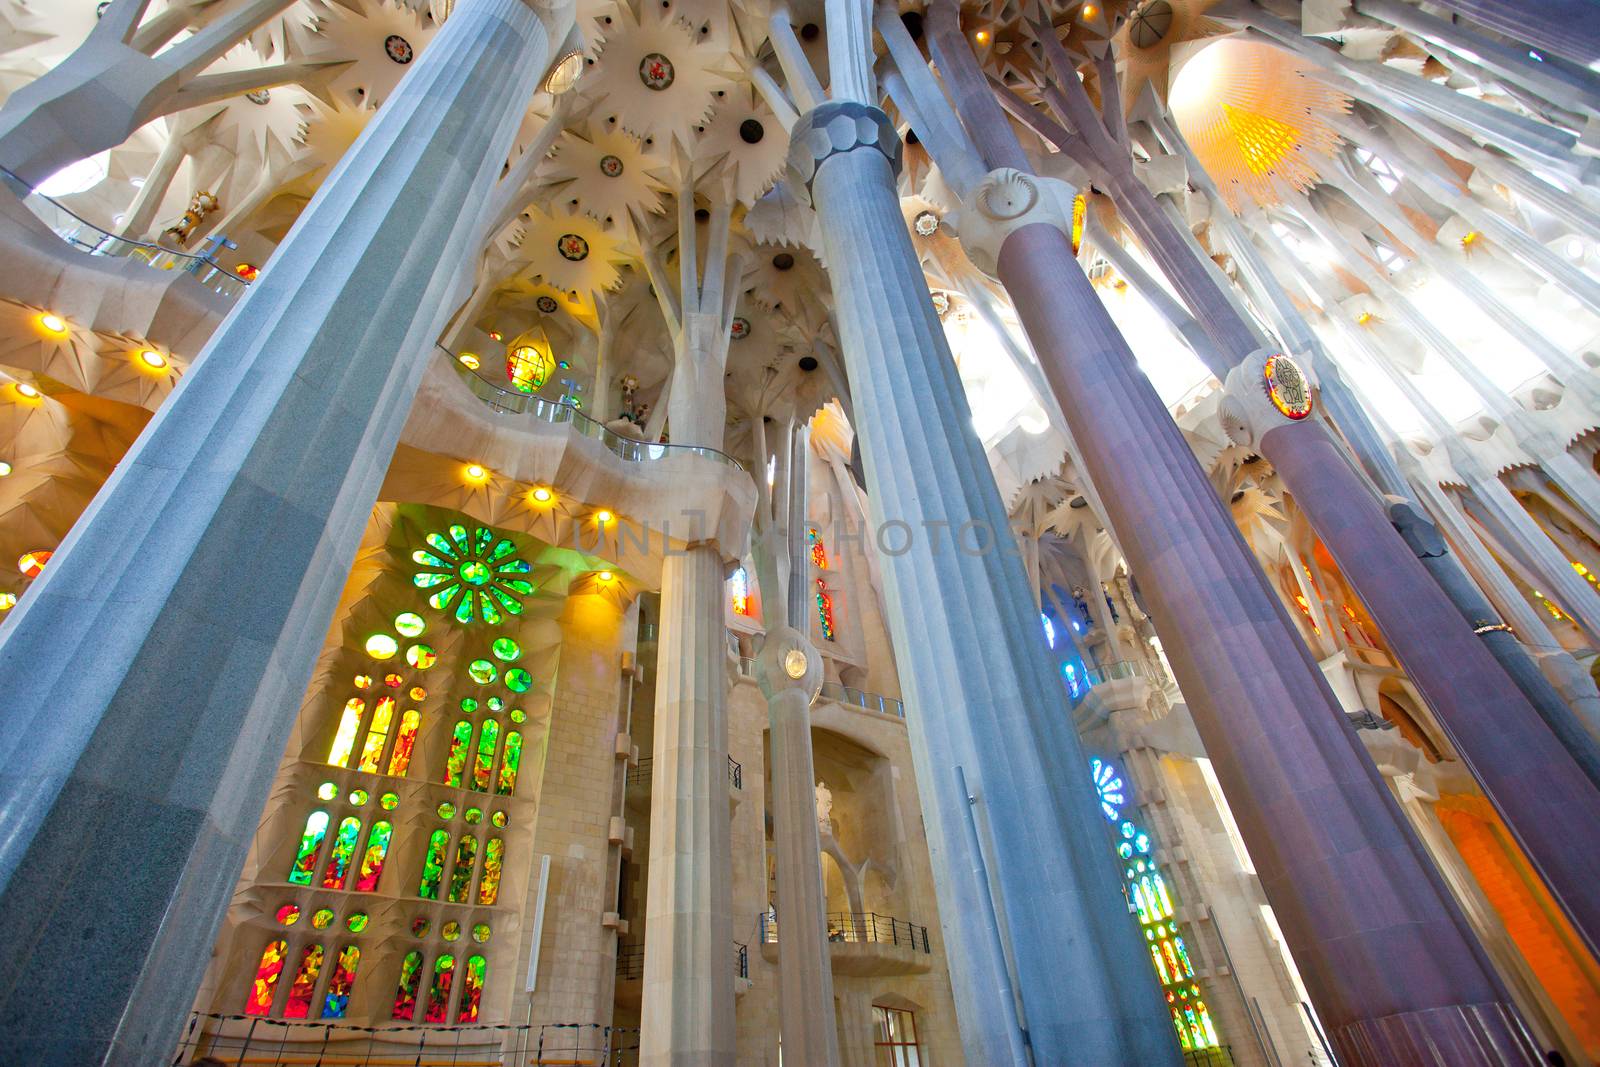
[1425,0,1600,70]
[640,544,735,1067]
[0,0,571,1062]
[754,625,838,1066]
[791,101,1179,1065]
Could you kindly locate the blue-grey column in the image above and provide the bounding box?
[1425,0,1600,71]
[789,102,1180,1066]
[0,0,568,1062]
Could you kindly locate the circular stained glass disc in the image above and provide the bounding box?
[412,917,430,937]
[505,668,532,693]
[491,811,507,828]
[311,908,334,929]
[395,612,426,637]
[349,789,368,806]
[366,634,398,659]
[347,912,369,933]
[460,698,479,713]
[317,782,338,801]
[491,637,521,661]
[472,922,491,943]
[459,560,491,587]
[442,921,461,941]
[380,792,399,810]
[510,709,526,723]
[464,807,482,824]
[407,644,437,670]
[276,904,301,926]
[437,802,456,819]
[469,659,497,684]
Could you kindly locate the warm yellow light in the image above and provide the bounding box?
[974,29,990,43]
[136,349,168,369]
[13,382,40,400]
[488,330,502,342]
[595,509,614,524]
[1460,230,1480,248]
[465,463,488,482]
[36,313,66,335]
[1082,4,1098,17]
[0,461,10,476]
[530,486,553,503]
[0,593,14,610]
[598,570,614,582]
[458,351,481,371]
[1356,311,1373,325]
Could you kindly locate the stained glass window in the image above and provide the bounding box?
[284,944,324,1018]
[322,945,360,1019]
[322,816,362,889]
[730,566,751,616]
[457,955,487,1022]
[412,525,533,625]
[289,811,330,885]
[478,838,504,905]
[392,950,424,1020]
[245,940,287,1015]
[815,579,835,642]
[418,830,450,899]
[807,526,827,569]
[473,719,499,791]
[329,698,364,767]
[388,711,420,776]
[444,720,471,786]
[424,954,456,1023]
[497,731,522,795]
[1091,756,1222,1050]
[357,696,396,773]
[447,835,479,904]
[505,669,531,692]
[356,821,392,892]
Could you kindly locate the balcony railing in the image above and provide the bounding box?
[173,1012,640,1066]
[614,942,748,981]
[626,755,742,790]
[443,349,745,471]
[2,166,252,300]
[818,681,905,719]
[761,911,932,954]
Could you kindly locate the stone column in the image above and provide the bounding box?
[640,544,736,1067]
[790,101,1180,1065]
[1425,0,1600,70]
[0,0,571,1063]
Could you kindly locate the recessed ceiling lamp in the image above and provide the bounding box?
[136,349,168,370]
[13,382,40,400]
[544,50,585,94]
[36,313,66,335]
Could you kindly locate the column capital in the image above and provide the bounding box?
[1220,348,1317,449]
[785,101,901,205]
[953,167,1081,277]
[752,624,823,700]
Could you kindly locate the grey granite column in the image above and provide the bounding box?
[0,0,570,1062]
[1425,0,1600,70]
[791,102,1180,1065]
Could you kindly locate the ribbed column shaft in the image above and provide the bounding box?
[997,220,1539,1067]
[810,142,1179,1066]
[0,1,561,1062]
[1425,0,1600,70]
[640,544,735,1066]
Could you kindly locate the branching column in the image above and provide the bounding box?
[0,0,571,1062]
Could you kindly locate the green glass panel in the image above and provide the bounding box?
[454,592,475,624]
[496,559,531,574]
[479,594,503,625]
[412,572,449,588]
[468,660,497,684]
[392,950,423,1020]
[321,816,362,889]
[322,945,360,1019]
[426,532,456,557]
[460,698,479,713]
[505,669,532,693]
[395,611,427,636]
[429,584,461,611]
[473,719,499,791]
[418,829,450,900]
[478,838,503,905]
[496,732,522,796]
[491,637,520,661]
[473,526,493,555]
[288,810,329,885]
[457,955,486,1023]
[424,955,455,1023]
[459,560,491,586]
[491,539,516,561]
[411,550,446,569]
[445,721,471,787]
[448,525,470,554]
[447,835,479,903]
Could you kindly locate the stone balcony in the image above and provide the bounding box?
[758,911,934,977]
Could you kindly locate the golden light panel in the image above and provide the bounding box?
[1170,39,1350,213]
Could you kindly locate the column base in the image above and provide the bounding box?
[1331,1002,1542,1066]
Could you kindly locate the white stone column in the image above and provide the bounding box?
[788,100,1180,1065]
[0,0,572,1062]
[640,544,736,1066]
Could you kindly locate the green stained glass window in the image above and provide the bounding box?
[437,802,456,820]
[380,792,399,810]
[322,945,360,1019]
[491,637,520,661]
[444,721,471,787]
[505,668,532,693]
[496,731,522,796]
[395,612,426,637]
[460,697,478,713]
[478,837,504,905]
[468,659,497,684]
[311,908,334,929]
[356,821,392,892]
[392,950,423,1021]
[510,709,526,724]
[349,789,369,806]
[457,955,487,1023]
[412,917,430,937]
[284,944,324,1019]
[442,920,461,942]
[447,835,479,903]
[346,912,369,933]
[322,816,362,889]
[471,922,491,943]
[490,810,507,828]
[407,644,437,670]
[412,525,532,626]
[487,697,503,712]
[464,807,482,824]
[473,719,499,791]
[424,954,456,1023]
[289,811,329,885]
[317,781,338,801]
[418,829,450,900]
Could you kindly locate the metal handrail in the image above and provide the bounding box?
[818,680,905,719]
[1,165,252,299]
[626,754,742,789]
[440,345,746,472]
[734,941,748,979]
[614,942,750,982]
[761,910,932,953]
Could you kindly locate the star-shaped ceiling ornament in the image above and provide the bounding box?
[290,0,437,109]
[583,0,737,154]
[509,206,631,298]
[542,125,671,239]
[690,82,789,207]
